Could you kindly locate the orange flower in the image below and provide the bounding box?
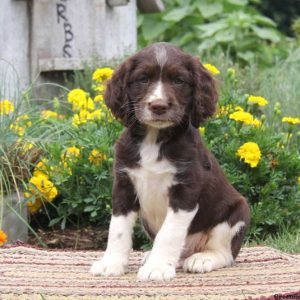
[0,230,7,246]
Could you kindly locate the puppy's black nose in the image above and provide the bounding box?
[148,100,170,115]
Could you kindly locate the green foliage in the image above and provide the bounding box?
[138,0,287,66]
[203,67,300,240]
[254,0,300,37]
[248,227,300,254]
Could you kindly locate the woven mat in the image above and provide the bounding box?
[0,246,299,300]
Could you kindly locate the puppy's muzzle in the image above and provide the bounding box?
[148,100,172,116]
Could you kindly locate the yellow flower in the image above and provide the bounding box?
[282,117,300,125]
[92,68,114,83]
[0,230,7,246]
[26,175,58,203]
[33,160,49,178]
[298,176,300,184]
[229,111,261,127]
[10,114,32,136]
[94,84,106,93]
[72,109,94,126]
[0,99,14,115]
[68,89,94,111]
[236,142,261,168]
[61,146,80,161]
[41,110,59,119]
[16,114,32,127]
[22,141,34,152]
[88,149,107,165]
[26,199,43,214]
[91,109,104,121]
[198,127,205,135]
[203,63,220,75]
[94,95,104,103]
[68,89,86,103]
[215,105,244,117]
[248,95,268,107]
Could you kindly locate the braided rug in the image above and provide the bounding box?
[0,246,299,300]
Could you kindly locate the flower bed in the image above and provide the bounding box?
[0,65,299,248]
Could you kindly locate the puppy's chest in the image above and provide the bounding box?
[126,141,177,233]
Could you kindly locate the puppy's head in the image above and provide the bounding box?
[105,42,217,128]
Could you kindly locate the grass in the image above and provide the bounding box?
[247,228,300,254]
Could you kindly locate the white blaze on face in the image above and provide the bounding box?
[146,81,165,104]
[154,45,168,69]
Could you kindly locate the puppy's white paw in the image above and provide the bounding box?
[90,255,127,276]
[183,252,232,273]
[137,260,176,281]
[141,251,151,265]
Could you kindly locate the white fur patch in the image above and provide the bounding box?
[154,45,168,68]
[183,221,245,273]
[126,129,176,234]
[138,207,198,281]
[146,81,165,104]
[90,212,137,276]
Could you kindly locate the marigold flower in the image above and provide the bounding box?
[68,89,94,111]
[10,114,32,136]
[94,85,106,93]
[236,142,261,168]
[91,109,104,121]
[33,159,49,178]
[26,175,58,203]
[72,109,94,126]
[229,111,261,127]
[0,99,14,115]
[203,63,220,75]
[92,68,114,83]
[248,95,268,107]
[62,147,80,161]
[282,117,300,125]
[26,198,43,214]
[94,95,104,103]
[0,230,7,246]
[89,149,107,165]
[41,110,59,119]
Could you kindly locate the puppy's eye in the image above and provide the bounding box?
[137,75,149,84]
[172,77,185,85]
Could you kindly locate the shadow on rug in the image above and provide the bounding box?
[0,246,299,300]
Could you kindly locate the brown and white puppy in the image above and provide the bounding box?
[90,42,250,281]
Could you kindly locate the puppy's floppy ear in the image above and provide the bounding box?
[105,59,133,126]
[189,57,218,127]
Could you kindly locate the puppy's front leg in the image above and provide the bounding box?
[138,206,198,281]
[90,175,138,276]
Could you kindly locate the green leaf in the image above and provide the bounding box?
[163,6,191,22]
[197,2,223,19]
[90,211,98,218]
[49,217,62,227]
[198,39,218,52]
[178,32,196,46]
[226,0,248,6]
[253,15,276,27]
[237,51,255,62]
[142,17,170,40]
[251,26,281,43]
[84,205,96,212]
[196,20,227,38]
[214,30,235,42]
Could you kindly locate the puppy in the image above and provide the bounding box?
[90,42,250,281]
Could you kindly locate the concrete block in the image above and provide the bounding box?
[1,192,28,244]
